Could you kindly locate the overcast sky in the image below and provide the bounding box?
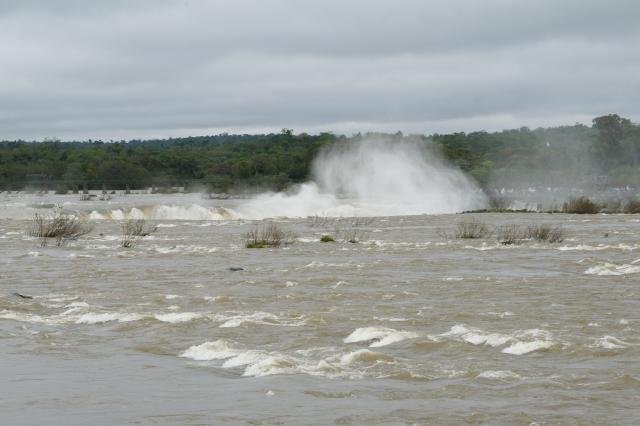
[1,0,638,140]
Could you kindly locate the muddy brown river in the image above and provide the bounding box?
[1,194,638,425]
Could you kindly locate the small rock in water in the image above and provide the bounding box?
[228,267,244,272]
[13,292,33,300]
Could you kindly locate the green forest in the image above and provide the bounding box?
[1,114,638,192]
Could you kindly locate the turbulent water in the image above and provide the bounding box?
[235,139,486,218]
[1,193,639,425]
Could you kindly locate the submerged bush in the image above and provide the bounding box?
[320,235,335,242]
[339,217,373,243]
[121,219,157,248]
[244,223,295,248]
[307,216,372,243]
[496,224,525,245]
[30,211,93,247]
[525,224,565,243]
[495,224,565,245]
[601,200,623,214]
[623,199,640,214]
[562,197,599,214]
[454,219,489,239]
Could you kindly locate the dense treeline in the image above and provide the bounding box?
[0,130,339,192]
[1,115,639,192]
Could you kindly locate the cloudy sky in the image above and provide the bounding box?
[1,0,638,140]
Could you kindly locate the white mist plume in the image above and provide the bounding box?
[235,138,487,218]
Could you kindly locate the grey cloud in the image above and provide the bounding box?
[0,0,639,140]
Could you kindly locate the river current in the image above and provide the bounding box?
[1,193,638,425]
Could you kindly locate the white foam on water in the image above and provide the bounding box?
[344,327,418,347]
[221,350,269,369]
[154,312,202,323]
[432,325,555,355]
[149,204,229,220]
[591,336,631,350]
[558,244,638,252]
[485,311,515,318]
[87,205,234,221]
[302,261,361,269]
[296,237,317,243]
[464,243,504,251]
[88,211,106,220]
[217,312,278,328]
[203,296,230,303]
[67,253,95,258]
[1,305,148,325]
[75,312,143,324]
[48,295,80,303]
[60,306,88,316]
[180,339,240,361]
[331,280,347,289]
[242,355,301,377]
[0,310,55,325]
[214,311,305,328]
[338,349,394,365]
[153,245,218,254]
[179,340,402,379]
[233,138,486,219]
[477,370,521,380]
[501,340,553,355]
[64,301,90,308]
[374,316,409,322]
[435,325,512,347]
[584,261,640,276]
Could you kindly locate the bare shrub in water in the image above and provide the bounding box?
[601,200,623,214]
[496,224,525,245]
[623,199,640,214]
[121,219,157,248]
[244,223,295,248]
[308,216,373,243]
[454,219,489,239]
[342,217,373,243]
[341,228,365,244]
[307,214,334,229]
[334,217,373,243]
[30,211,93,247]
[525,224,565,243]
[562,197,599,214]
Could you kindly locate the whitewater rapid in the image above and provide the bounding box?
[0,138,487,221]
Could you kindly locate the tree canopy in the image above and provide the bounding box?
[1,115,639,192]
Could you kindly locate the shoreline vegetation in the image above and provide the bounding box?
[1,114,639,196]
[465,196,640,214]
